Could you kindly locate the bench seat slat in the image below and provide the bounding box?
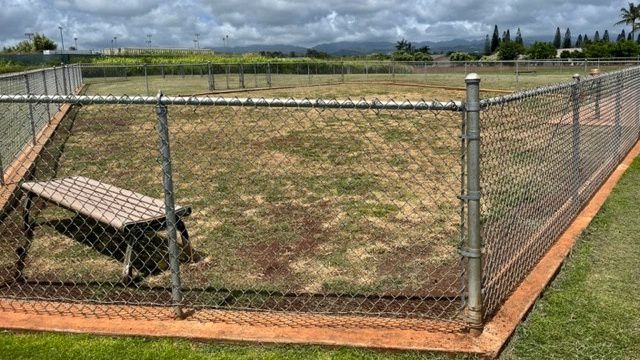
[21,176,189,230]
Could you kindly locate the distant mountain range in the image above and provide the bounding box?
[210,36,554,56]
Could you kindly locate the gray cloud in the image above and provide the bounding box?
[0,0,633,50]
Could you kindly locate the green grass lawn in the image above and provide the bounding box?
[1,153,638,359]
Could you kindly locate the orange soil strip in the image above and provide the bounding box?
[478,139,640,358]
[0,92,81,211]
[344,80,513,94]
[187,81,512,97]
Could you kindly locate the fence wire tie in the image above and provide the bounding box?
[457,191,480,202]
[460,130,480,141]
[458,247,483,259]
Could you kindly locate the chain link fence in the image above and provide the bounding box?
[480,67,640,318]
[79,59,640,96]
[0,65,82,182]
[0,64,638,332]
[0,92,467,329]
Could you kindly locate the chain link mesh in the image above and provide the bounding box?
[0,91,466,329]
[480,66,640,318]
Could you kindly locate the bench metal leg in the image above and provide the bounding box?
[176,218,194,262]
[121,228,142,284]
[15,192,35,282]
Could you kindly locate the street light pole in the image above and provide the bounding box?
[58,26,65,50]
[74,37,78,50]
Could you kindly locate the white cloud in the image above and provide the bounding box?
[0,0,633,49]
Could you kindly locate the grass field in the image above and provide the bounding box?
[0,154,637,359]
[0,80,467,318]
[81,66,625,97]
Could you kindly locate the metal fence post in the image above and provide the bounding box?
[24,74,37,145]
[239,63,245,88]
[155,92,184,319]
[61,65,69,95]
[225,64,230,89]
[41,70,52,121]
[464,73,483,332]
[207,62,214,91]
[144,64,150,96]
[614,73,623,159]
[570,74,582,204]
[161,64,165,79]
[392,62,396,82]
[341,61,345,83]
[515,60,520,88]
[307,63,311,85]
[254,63,258,88]
[267,62,272,88]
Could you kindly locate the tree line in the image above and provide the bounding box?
[474,3,640,60]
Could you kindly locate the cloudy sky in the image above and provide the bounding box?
[0,0,634,50]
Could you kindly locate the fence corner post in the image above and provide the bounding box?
[155,91,184,319]
[464,73,484,333]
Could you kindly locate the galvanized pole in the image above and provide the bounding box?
[341,61,345,83]
[155,92,184,319]
[267,62,272,88]
[307,63,311,85]
[392,62,396,82]
[41,70,52,121]
[464,73,483,332]
[239,63,245,88]
[515,60,519,88]
[23,74,37,145]
[570,74,582,204]
[161,64,165,79]
[225,64,230,89]
[61,65,69,95]
[144,64,150,96]
[254,63,258,88]
[207,62,214,91]
[614,73,623,159]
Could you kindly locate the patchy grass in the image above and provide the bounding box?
[0,331,478,360]
[3,86,463,313]
[501,156,640,359]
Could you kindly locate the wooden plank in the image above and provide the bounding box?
[21,176,189,230]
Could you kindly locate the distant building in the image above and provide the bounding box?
[101,47,215,56]
[43,49,99,55]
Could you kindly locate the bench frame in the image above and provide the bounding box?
[16,179,193,284]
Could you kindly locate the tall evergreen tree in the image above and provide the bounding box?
[515,28,524,45]
[503,29,511,43]
[484,34,491,55]
[618,29,626,41]
[562,28,572,48]
[491,25,500,52]
[583,34,591,44]
[603,30,610,42]
[576,34,583,48]
[637,33,640,43]
[629,31,634,40]
[594,30,601,42]
[553,27,562,48]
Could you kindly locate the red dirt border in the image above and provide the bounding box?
[0,124,637,357]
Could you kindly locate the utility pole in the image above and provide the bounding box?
[195,33,200,49]
[146,34,152,48]
[58,26,65,50]
[25,32,34,41]
[74,37,78,50]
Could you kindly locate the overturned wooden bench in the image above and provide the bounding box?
[17,176,193,283]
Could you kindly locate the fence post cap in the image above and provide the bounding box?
[573,73,581,81]
[465,73,481,83]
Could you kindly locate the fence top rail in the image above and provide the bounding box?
[0,64,79,80]
[75,58,640,68]
[480,64,640,107]
[0,93,463,111]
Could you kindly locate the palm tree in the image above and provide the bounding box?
[616,2,640,40]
